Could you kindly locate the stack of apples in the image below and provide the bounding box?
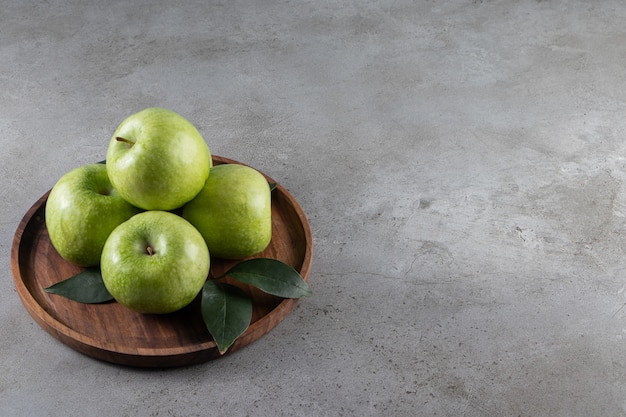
[45,108,272,314]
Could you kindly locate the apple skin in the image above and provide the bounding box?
[100,211,210,314]
[105,107,212,211]
[182,164,272,260]
[45,163,141,267]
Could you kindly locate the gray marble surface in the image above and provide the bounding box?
[3,1,626,416]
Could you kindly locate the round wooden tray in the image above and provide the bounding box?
[11,156,312,368]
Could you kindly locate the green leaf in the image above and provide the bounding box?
[224,258,312,299]
[201,280,253,354]
[44,268,114,304]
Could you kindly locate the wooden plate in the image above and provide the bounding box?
[11,156,312,368]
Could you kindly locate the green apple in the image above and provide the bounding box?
[105,107,212,211]
[182,163,272,259]
[100,210,210,314]
[45,163,141,266]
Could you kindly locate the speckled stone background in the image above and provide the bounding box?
[3,1,626,416]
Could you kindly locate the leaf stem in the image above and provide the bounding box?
[211,274,227,281]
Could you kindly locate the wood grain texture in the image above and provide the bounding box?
[11,156,312,368]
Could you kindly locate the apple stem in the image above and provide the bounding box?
[116,137,134,146]
[146,246,154,256]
